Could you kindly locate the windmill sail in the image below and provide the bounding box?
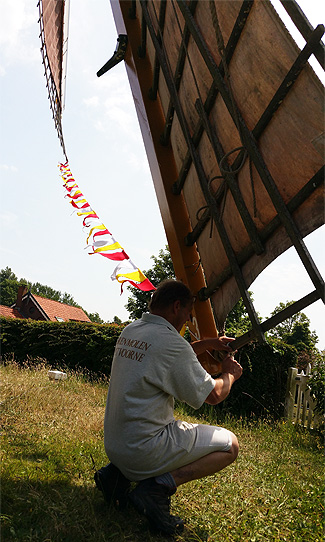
[38,0,69,158]
[109,0,324,344]
[39,0,324,347]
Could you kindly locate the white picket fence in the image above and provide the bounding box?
[284,364,321,429]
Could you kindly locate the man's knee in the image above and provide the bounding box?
[229,432,239,461]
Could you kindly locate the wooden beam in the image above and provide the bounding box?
[110,0,218,339]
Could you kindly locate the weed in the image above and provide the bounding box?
[1,361,323,541]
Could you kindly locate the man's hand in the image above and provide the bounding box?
[191,336,235,356]
[192,336,239,376]
[221,353,243,381]
[205,353,243,404]
[210,336,236,352]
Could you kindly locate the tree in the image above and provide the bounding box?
[267,300,318,370]
[125,246,175,320]
[0,267,105,322]
[125,247,257,330]
[0,267,18,306]
[0,267,28,306]
[0,267,17,282]
[0,267,83,309]
[85,311,105,324]
[61,292,80,307]
[113,316,122,325]
[267,301,310,337]
[31,282,62,302]
[285,321,318,352]
[309,350,325,423]
[224,295,255,336]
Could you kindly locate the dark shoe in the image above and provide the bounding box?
[94,463,131,509]
[128,478,184,535]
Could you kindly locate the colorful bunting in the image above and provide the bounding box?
[59,161,155,292]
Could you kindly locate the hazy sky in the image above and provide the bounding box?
[1,0,324,348]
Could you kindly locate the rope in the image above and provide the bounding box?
[185,258,201,274]
[249,156,257,218]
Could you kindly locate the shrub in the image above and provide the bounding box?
[222,341,298,418]
[0,317,124,376]
[183,341,298,420]
[0,317,301,419]
[309,353,325,426]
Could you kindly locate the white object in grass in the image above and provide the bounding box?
[48,370,67,381]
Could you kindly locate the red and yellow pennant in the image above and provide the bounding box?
[59,161,155,292]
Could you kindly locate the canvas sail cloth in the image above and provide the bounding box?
[39,0,68,158]
[110,0,324,335]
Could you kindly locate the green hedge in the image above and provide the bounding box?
[185,341,298,420]
[1,317,298,418]
[0,317,124,376]
[221,341,298,418]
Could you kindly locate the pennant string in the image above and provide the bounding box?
[58,161,155,292]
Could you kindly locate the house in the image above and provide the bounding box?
[0,285,91,323]
[0,305,22,319]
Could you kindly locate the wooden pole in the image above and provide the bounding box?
[110,0,218,341]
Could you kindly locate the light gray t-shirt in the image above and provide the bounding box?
[104,313,215,474]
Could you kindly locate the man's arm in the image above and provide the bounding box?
[205,354,243,405]
[190,336,235,356]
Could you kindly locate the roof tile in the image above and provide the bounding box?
[32,295,91,322]
[0,305,25,319]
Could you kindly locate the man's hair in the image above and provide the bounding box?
[148,280,194,312]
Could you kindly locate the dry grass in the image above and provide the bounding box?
[1,360,324,542]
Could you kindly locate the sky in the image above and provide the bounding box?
[0,0,324,348]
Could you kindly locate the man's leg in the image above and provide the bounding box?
[129,478,184,535]
[94,463,131,509]
[128,431,239,534]
[171,432,239,487]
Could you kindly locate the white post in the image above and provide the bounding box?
[300,371,309,427]
[285,367,297,422]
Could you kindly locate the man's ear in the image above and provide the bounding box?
[173,300,181,314]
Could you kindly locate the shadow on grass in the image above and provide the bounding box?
[1,476,203,542]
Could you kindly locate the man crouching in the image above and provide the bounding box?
[95,280,242,535]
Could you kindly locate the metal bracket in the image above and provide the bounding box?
[97,34,128,77]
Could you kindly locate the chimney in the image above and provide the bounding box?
[16,285,28,309]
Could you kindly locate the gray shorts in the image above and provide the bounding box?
[118,420,233,481]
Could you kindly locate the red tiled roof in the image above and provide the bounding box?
[0,305,24,319]
[32,295,91,322]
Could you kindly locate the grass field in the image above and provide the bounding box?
[1,360,323,542]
